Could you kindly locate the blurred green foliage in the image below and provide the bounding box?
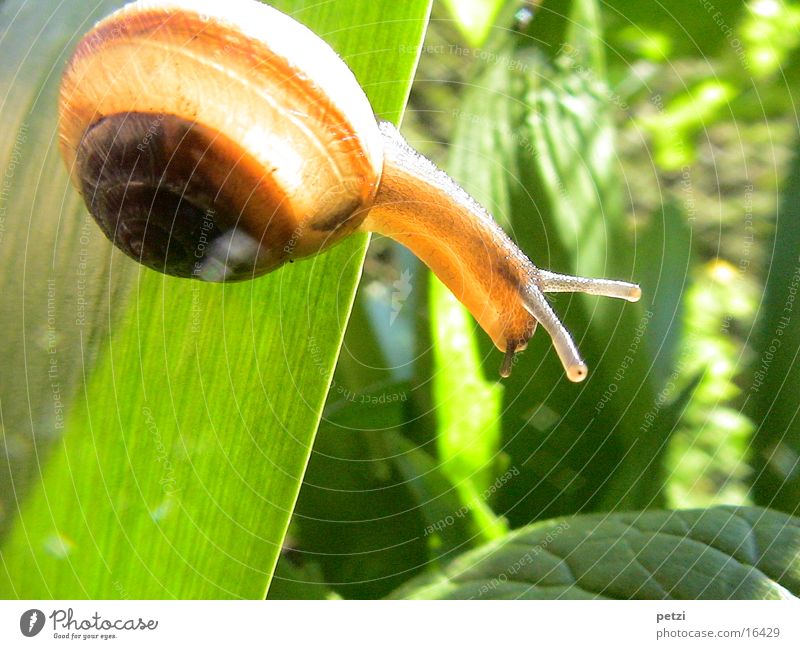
[272,0,800,597]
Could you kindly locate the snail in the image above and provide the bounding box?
[58,0,641,381]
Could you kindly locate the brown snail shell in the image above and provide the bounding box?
[59,0,382,279]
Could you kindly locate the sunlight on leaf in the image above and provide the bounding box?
[442,0,505,47]
[641,81,737,170]
[742,0,800,77]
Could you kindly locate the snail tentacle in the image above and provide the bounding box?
[520,282,587,382]
[536,269,642,302]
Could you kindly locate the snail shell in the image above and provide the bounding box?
[59,0,381,279]
[59,0,641,379]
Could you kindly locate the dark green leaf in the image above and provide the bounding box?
[393,506,800,599]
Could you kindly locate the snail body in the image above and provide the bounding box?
[59,0,641,380]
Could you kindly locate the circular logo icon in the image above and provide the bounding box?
[20,609,45,637]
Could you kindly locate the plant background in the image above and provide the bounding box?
[1,0,799,599]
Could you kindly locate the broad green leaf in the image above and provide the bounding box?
[392,506,800,599]
[0,0,431,598]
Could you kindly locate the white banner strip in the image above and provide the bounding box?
[1,600,798,647]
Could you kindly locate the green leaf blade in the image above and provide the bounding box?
[0,0,431,598]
